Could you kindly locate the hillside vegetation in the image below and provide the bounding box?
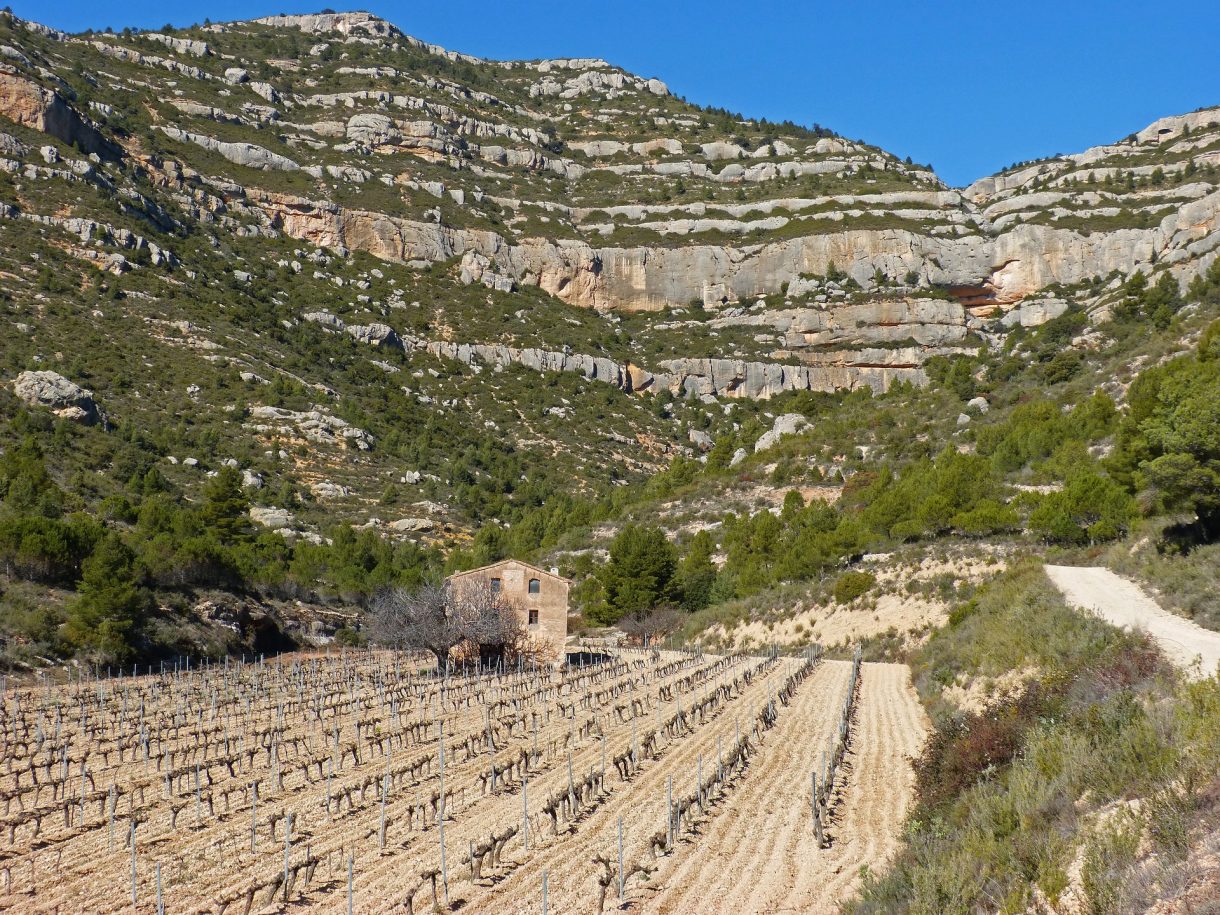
[0,8,1215,664]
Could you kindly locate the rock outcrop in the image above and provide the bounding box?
[12,371,102,424]
[159,127,300,171]
[416,336,925,400]
[0,66,119,160]
[754,414,812,453]
[245,405,373,450]
[1,9,1217,423]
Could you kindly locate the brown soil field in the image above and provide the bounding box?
[0,649,924,914]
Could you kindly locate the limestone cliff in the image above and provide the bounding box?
[0,8,1217,407]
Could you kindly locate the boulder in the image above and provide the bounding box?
[388,517,434,533]
[966,396,990,413]
[688,429,714,451]
[754,413,811,453]
[249,506,294,529]
[311,481,351,500]
[345,323,402,348]
[303,311,345,330]
[12,371,101,424]
[0,131,28,157]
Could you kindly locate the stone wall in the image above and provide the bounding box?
[448,560,569,664]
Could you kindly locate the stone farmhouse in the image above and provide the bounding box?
[447,559,570,661]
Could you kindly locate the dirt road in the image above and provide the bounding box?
[1046,565,1220,678]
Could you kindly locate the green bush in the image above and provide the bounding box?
[332,626,366,647]
[832,570,876,604]
[589,524,677,624]
[674,531,717,611]
[64,533,153,663]
[1112,339,1220,539]
[1028,469,1137,544]
[852,448,1003,540]
[0,514,101,583]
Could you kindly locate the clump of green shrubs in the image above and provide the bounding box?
[832,570,876,604]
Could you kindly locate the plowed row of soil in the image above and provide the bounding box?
[644,662,928,914]
[0,653,924,914]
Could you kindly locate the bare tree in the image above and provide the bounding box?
[451,580,526,669]
[619,608,684,647]
[368,580,463,669]
[370,578,531,670]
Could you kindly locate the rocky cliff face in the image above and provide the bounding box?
[0,8,1217,411]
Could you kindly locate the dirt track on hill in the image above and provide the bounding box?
[1046,565,1220,678]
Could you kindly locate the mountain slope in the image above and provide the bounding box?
[0,7,1216,572]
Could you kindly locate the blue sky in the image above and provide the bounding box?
[11,1,1219,186]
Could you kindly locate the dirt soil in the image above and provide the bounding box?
[722,592,946,651]
[640,662,928,914]
[0,651,927,914]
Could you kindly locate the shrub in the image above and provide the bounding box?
[832,570,876,604]
[591,524,677,624]
[332,626,366,647]
[1028,469,1136,544]
[848,564,1207,915]
[0,514,101,583]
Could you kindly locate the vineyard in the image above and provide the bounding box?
[0,649,925,913]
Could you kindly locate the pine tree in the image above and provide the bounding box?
[597,525,677,620]
[675,532,717,611]
[199,467,250,543]
[64,534,151,662]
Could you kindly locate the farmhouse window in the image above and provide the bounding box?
[529,609,539,626]
[491,577,501,592]
[528,578,541,594]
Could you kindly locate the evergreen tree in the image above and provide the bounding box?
[199,467,250,544]
[597,525,677,621]
[64,534,151,662]
[675,531,717,611]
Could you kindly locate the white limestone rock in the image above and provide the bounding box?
[311,481,352,500]
[345,323,402,348]
[12,371,101,424]
[249,506,294,529]
[388,517,434,533]
[754,414,810,453]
